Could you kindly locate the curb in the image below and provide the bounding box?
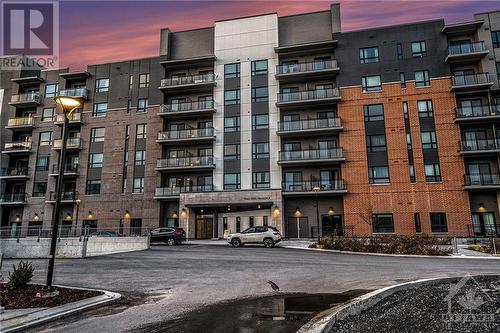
[280,245,500,260]
[0,285,121,333]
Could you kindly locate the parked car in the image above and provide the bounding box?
[150,227,186,246]
[225,226,282,248]
[89,231,119,237]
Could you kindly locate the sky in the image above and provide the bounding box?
[58,0,500,70]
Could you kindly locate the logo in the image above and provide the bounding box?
[1,1,59,69]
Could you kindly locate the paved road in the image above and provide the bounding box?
[3,244,500,332]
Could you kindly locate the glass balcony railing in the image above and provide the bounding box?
[464,174,500,186]
[278,148,344,162]
[456,106,500,118]
[58,88,89,99]
[0,168,29,177]
[452,73,492,87]
[278,118,341,132]
[7,117,34,127]
[50,164,79,175]
[448,41,487,55]
[460,139,500,151]
[46,191,77,201]
[3,141,32,151]
[277,88,340,103]
[160,74,215,87]
[52,138,82,149]
[282,180,346,192]
[10,92,41,104]
[0,193,27,203]
[55,112,83,123]
[276,60,338,75]
[158,128,214,141]
[159,100,214,114]
[155,185,214,197]
[157,156,214,169]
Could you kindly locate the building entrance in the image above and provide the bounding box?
[196,215,213,239]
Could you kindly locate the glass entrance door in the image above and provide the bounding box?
[196,215,213,239]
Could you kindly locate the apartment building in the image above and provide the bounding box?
[1,4,499,239]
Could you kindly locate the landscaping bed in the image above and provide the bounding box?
[467,239,499,255]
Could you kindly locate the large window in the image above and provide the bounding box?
[224,63,240,78]
[133,177,144,193]
[86,180,101,195]
[90,127,105,142]
[415,70,430,87]
[92,103,107,117]
[135,150,146,166]
[95,78,109,92]
[44,83,58,98]
[421,131,437,149]
[137,98,148,112]
[39,131,52,146]
[224,144,240,160]
[224,116,240,132]
[369,166,389,184]
[42,107,55,121]
[139,73,150,88]
[224,173,241,190]
[89,153,103,168]
[372,214,394,233]
[251,87,268,103]
[492,31,500,48]
[366,135,387,152]
[417,100,433,118]
[425,163,441,182]
[36,156,49,171]
[253,172,270,189]
[359,46,379,63]
[252,142,270,159]
[252,114,269,130]
[430,213,448,233]
[411,41,427,57]
[362,75,382,92]
[224,90,240,105]
[364,104,384,122]
[33,182,47,197]
[136,124,147,139]
[251,60,268,75]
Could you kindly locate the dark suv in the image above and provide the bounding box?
[150,227,186,246]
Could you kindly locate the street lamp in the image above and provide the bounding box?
[180,208,188,242]
[46,95,82,291]
[313,185,321,243]
[294,207,302,239]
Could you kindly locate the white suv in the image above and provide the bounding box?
[226,226,282,248]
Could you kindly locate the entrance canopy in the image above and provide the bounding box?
[186,202,274,215]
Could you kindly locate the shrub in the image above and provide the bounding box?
[467,240,500,254]
[311,235,452,256]
[7,260,34,290]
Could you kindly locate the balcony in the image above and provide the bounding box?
[52,138,83,151]
[455,106,500,123]
[0,193,27,205]
[157,128,215,145]
[275,60,340,82]
[9,92,41,106]
[57,88,89,100]
[0,168,29,179]
[6,117,35,130]
[278,148,345,165]
[451,73,493,93]
[445,42,489,64]
[159,74,216,93]
[154,185,214,200]
[277,118,342,138]
[158,101,215,118]
[48,164,79,177]
[282,180,347,196]
[156,156,215,172]
[54,112,83,125]
[464,174,500,190]
[46,191,77,203]
[459,139,500,156]
[1,141,32,154]
[276,88,341,109]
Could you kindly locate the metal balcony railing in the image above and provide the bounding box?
[0,193,27,203]
[158,128,214,141]
[3,141,32,151]
[58,88,89,99]
[448,41,487,55]
[277,88,340,103]
[464,174,500,186]
[46,191,77,201]
[53,137,82,149]
[160,74,215,87]
[282,180,346,192]
[7,117,34,127]
[0,167,29,177]
[278,118,341,132]
[452,73,492,87]
[456,106,500,118]
[276,60,338,75]
[10,92,41,104]
[159,100,214,114]
[157,156,214,168]
[278,148,344,161]
[460,139,500,151]
[155,185,214,197]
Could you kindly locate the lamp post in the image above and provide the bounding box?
[46,96,81,290]
[313,186,321,242]
[180,208,187,242]
[294,207,302,239]
[74,198,81,237]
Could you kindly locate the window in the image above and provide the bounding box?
[86,180,101,195]
[224,144,240,160]
[396,43,403,59]
[415,70,430,87]
[430,213,448,233]
[366,135,387,152]
[251,60,268,75]
[224,90,240,105]
[137,98,148,112]
[136,124,147,139]
[126,99,132,113]
[39,131,52,146]
[251,87,268,103]
[42,107,55,121]
[364,104,384,122]
[122,178,127,193]
[263,216,269,226]
[139,73,150,88]
[89,153,103,168]
[224,173,241,189]
[92,103,107,117]
[33,182,47,197]
[409,164,416,183]
[135,150,146,166]
[417,100,433,118]
[372,214,394,233]
[224,63,240,78]
[252,114,269,130]
[411,41,427,57]
[224,116,240,132]
[359,46,379,63]
[95,78,109,92]
[403,102,409,119]
[253,172,270,189]
[44,83,58,98]
[414,213,422,233]
[236,217,241,232]
[400,72,406,88]
[90,127,105,142]
[36,156,49,171]
[252,142,270,159]
[362,75,382,92]
[369,166,390,184]
[425,163,441,182]
[492,31,500,48]
[421,131,437,149]
[129,75,133,89]
[406,133,412,150]
[133,177,144,193]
